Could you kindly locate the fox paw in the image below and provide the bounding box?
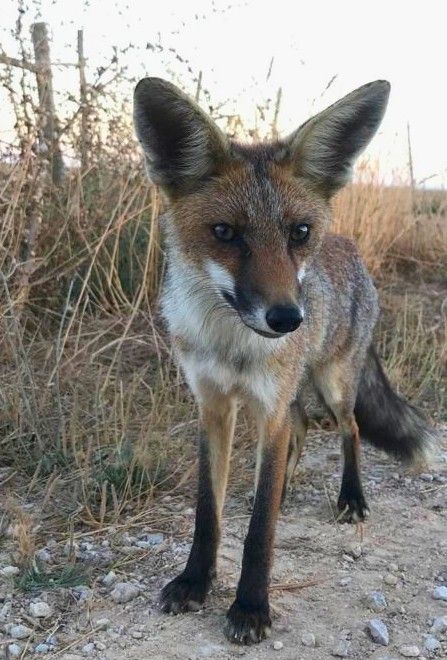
[337,493,370,523]
[160,574,209,614]
[224,600,271,645]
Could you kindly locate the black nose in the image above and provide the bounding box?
[265,304,303,334]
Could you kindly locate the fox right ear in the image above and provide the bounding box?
[285,80,390,197]
[133,77,229,197]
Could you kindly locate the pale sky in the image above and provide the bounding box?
[2,0,447,186]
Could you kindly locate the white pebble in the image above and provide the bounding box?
[301,632,316,647]
[8,624,33,639]
[82,641,96,655]
[0,565,20,577]
[423,636,440,652]
[8,644,22,657]
[367,619,389,646]
[35,643,50,654]
[110,581,140,603]
[431,614,447,634]
[273,640,283,650]
[29,601,52,618]
[102,570,117,587]
[399,645,420,657]
[383,573,398,586]
[95,617,111,630]
[432,586,447,601]
[332,640,350,657]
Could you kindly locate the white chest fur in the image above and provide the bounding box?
[161,258,285,412]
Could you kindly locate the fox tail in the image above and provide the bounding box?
[354,346,438,464]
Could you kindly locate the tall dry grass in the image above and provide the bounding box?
[0,144,446,558]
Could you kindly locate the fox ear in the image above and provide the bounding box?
[134,77,229,196]
[285,80,390,196]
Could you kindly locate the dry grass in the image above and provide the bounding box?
[0,150,446,565]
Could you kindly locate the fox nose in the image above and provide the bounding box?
[265,304,303,334]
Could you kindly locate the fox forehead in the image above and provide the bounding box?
[169,149,330,232]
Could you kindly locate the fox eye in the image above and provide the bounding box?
[290,223,310,245]
[213,223,236,242]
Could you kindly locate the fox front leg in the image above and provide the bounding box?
[225,412,290,644]
[160,394,236,613]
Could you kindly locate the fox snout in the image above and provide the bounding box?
[265,304,303,334]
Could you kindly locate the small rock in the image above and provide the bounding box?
[0,565,20,577]
[423,636,440,653]
[367,619,389,646]
[365,591,388,613]
[384,574,398,586]
[95,642,106,651]
[420,473,433,482]
[338,577,352,587]
[431,615,447,634]
[82,642,95,655]
[8,644,22,657]
[29,601,52,618]
[73,585,93,602]
[332,640,350,657]
[8,624,33,639]
[343,543,362,559]
[142,532,164,545]
[399,646,420,657]
[389,563,399,572]
[35,643,50,653]
[102,570,117,587]
[95,617,111,630]
[36,549,52,563]
[131,630,143,639]
[110,581,140,603]
[301,632,316,647]
[432,586,447,601]
[273,640,283,650]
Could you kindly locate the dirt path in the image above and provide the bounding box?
[2,428,447,659]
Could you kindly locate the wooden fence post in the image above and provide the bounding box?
[31,22,64,186]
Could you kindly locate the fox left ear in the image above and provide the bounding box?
[285,80,390,197]
[134,77,230,197]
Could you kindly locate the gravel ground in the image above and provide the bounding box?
[1,426,447,659]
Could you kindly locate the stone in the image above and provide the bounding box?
[0,565,20,577]
[332,640,350,657]
[343,543,362,559]
[367,619,389,646]
[399,646,420,657]
[301,632,316,647]
[273,640,283,650]
[29,601,52,618]
[423,636,440,652]
[365,591,388,613]
[8,624,33,639]
[95,617,111,630]
[36,549,52,563]
[8,644,22,657]
[383,573,398,586]
[432,586,447,601]
[102,570,117,587]
[110,581,140,603]
[431,615,447,634]
[82,642,95,655]
[35,643,50,653]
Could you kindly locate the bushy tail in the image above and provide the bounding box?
[354,346,437,464]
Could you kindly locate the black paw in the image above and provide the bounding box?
[224,600,271,645]
[160,573,209,614]
[337,492,370,523]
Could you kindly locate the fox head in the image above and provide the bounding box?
[134,78,389,338]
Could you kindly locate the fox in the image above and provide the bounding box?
[133,77,437,645]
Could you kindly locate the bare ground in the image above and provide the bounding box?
[2,426,447,659]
